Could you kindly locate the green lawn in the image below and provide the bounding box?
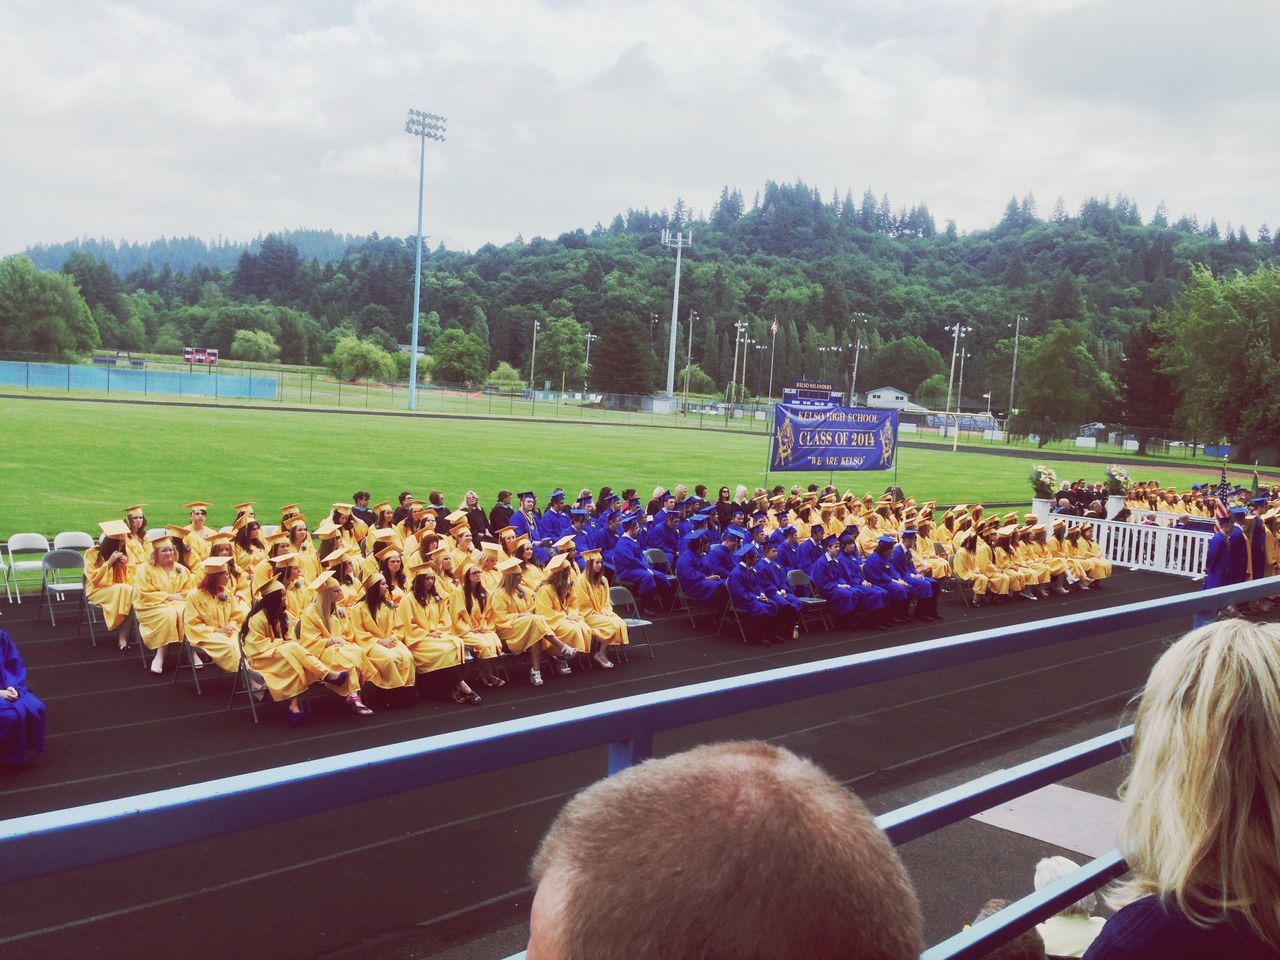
[0,397,1229,538]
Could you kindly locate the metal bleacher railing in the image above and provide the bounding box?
[2,576,1277,960]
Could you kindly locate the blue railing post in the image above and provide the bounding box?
[607,731,654,775]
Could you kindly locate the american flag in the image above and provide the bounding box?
[1213,461,1231,521]
[770,317,778,336]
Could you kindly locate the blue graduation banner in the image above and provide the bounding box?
[771,404,898,471]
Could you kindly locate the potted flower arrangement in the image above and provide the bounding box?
[1104,466,1132,518]
[1030,464,1058,525]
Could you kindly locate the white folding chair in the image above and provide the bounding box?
[53,531,96,552]
[608,584,655,660]
[39,549,87,627]
[4,534,51,603]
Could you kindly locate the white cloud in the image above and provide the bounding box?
[1,0,1278,257]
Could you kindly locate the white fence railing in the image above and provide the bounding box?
[1060,515,1211,579]
[1119,506,1213,528]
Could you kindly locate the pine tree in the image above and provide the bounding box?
[1052,196,1068,223]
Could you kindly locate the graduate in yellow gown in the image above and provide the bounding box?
[1010,527,1052,598]
[992,529,1033,599]
[347,572,416,695]
[121,504,150,567]
[284,515,321,583]
[297,572,374,712]
[571,549,629,668]
[87,519,138,648]
[376,545,408,602]
[399,561,479,704]
[1026,526,1071,595]
[1073,525,1112,581]
[1048,522,1092,589]
[430,546,462,599]
[242,580,352,725]
[448,528,479,575]
[182,556,248,674]
[492,557,571,687]
[911,522,951,580]
[250,536,292,599]
[512,537,547,593]
[534,554,593,669]
[477,543,503,593]
[182,502,215,565]
[135,536,194,673]
[449,562,505,688]
[233,517,269,575]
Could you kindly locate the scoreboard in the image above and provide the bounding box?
[782,381,845,407]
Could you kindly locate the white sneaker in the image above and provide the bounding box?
[530,668,544,687]
[149,652,164,675]
[555,659,572,676]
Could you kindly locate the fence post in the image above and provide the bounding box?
[366,381,370,408]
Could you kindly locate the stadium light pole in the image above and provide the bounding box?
[766,315,778,402]
[529,319,540,392]
[952,347,970,452]
[682,309,698,410]
[660,228,693,398]
[944,323,971,416]
[403,108,447,411]
[584,330,599,393]
[1008,314,1024,416]
[849,312,870,402]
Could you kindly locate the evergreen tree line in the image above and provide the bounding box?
[3,180,1278,453]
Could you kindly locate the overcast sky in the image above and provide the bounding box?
[3,0,1277,257]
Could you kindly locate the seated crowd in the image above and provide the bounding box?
[76,482,1114,721]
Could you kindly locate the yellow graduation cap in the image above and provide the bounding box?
[259,579,285,597]
[122,504,146,516]
[184,501,211,511]
[495,556,522,574]
[285,514,308,529]
[481,542,505,558]
[233,501,256,513]
[554,535,576,551]
[371,501,392,514]
[406,559,434,578]
[320,548,349,567]
[309,570,336,591]
[445,509,467,524]
[166,524,191,538]
[313,517,340,538]
[269,551,298,567]
[374,544,403,562]
[425,543,450,559]
[99,519,131,542]
[580,548,603,561]
[545,552,571,573]
[264,530,289,546]
[199,556,231,570]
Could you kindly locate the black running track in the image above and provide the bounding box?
[0,573,1198,959]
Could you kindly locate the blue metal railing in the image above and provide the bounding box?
[3,576,1277,959]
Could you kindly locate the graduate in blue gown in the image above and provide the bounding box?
[809,537,869,626]
[0,630,45,765]
[541,490,573,541]
[510,492,551,564]
[612,511,674,612]
[705,528,742,579]
[756,541,806,614]
[774,526,801,572]
[675,531,728,608]
[862,536,912,622]
[1228,508,1250,583]
[647,509,681,569]
[837,535,889,621]
[1195,512,1249,628]
[568,509,596,566]
[892,529,941,620]
[796,523,826,573]
[727,544,799,645]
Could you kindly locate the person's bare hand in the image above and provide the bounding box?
[0,687,18,702]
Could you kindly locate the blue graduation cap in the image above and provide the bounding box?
[1230,507,1247,519]
[734,543,759,561]
[900,528,918,539]
[681,531,707,547]
[810,523,824,533]
[725,525,748,541]
[621,510,644,527]
[1250,496,1269,506]
[570,508,589,519]
[1191,484,1203,491]
[696,507,716,518]
[656,490,671,501]
[517,491,535,501]
[777,525,796,538]
[838,532,856,545]
[576,495,593,506]
[548,489,566,502]
[877,535,897,547]
[821,534,840,548]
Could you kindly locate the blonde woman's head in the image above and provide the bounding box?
[1114,619,1280,946]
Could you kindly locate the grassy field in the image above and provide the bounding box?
[0,396,1237,538]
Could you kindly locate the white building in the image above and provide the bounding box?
[864,385,930,413]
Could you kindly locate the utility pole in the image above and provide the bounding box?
[660,229,693,397]
[849,312,870,403]
[952,348,969,452]
[726,319,746,422]
[403,108,446,410]
[766,316,778,402]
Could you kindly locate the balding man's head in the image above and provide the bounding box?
[528,741,923,960]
